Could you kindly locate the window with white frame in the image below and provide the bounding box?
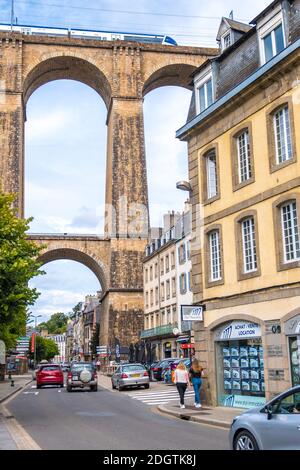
[178,244,186,264]
[259,9,285,64]
[273,106,293,164]
[206,149,218,199]
[242,217,257,273]
[209,230,222,281]
[198,77,213,113]
[237,130,252,183]
[262,23,285,62]
[281,202,300,263]
[222,32,231,50]
[179,273,187,294]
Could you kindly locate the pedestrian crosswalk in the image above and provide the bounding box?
[127,388,195,406]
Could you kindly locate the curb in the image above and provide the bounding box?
[158,404,231,429]
[0,378,32,404]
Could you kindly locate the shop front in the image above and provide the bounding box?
[214,320,266,409]
[284,313,300,387]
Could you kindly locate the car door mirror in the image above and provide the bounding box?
[265,405,273,420]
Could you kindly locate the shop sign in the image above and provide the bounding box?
[215,321,261,341]
[220,394,266,409]
[284,315,300,336]
[181,343,194,349]
[181,305,204,322]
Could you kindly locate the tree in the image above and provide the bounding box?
[0,192,45,349]
[29,336,59,363]
[69,302,83,320]
[38,312,69,334]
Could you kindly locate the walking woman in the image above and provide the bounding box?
[189,359,203,408]
[174,362,191,409]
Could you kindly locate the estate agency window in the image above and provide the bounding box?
[284,315,300,387]
[214,321,266,409]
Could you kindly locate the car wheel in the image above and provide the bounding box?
[144,384,150,389]
[234,430,259,450]
[36,384,41,389]
[66,386,72,392]
[90,385,98,392]
[117,383,124,392]
[60,384,64,388]
[112,381,116,390]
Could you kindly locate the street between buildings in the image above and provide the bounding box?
[6,381,228,450]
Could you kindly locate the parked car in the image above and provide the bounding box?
[66,362,98,392]
[229,385,300,450]
[149,361,160,381]
[111,363,150,391]
[61,362,70,372]
[36,364,64,389]
[152,358,180,381]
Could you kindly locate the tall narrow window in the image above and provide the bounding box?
[281,202,300,263]
[242,218,257,273]
[199,78,213,113]
[179,273,187,294]
[206,150,218,199]
[209,230,221,281]
[274,106,293,164]
[237,130,252,183]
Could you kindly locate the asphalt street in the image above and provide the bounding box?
[7,383,229,450]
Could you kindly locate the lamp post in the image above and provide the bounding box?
[30,314,42,368]
[176,181,193,362]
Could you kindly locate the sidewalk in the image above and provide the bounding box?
[0,373,37,450]
[0,374,33,403]
[158,402,244,428]
[99,373,243,428]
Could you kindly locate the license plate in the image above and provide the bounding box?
[131,374,140,378]
[73,376,78,380]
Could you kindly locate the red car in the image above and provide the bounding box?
[36,364,64,389]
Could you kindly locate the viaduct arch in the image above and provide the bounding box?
[0,32,217,350]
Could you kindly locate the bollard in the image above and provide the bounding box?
[11,379,14,387]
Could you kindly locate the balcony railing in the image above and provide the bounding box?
[140,323,178,339]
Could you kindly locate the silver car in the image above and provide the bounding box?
[229,385,300,450]
[111,363,150,391]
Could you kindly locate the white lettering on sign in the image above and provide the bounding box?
[219,321,261,341]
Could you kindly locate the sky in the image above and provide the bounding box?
[0,0,272,322]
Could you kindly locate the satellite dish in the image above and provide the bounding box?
[173,328,180,336]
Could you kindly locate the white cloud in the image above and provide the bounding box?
[26,110,71,141]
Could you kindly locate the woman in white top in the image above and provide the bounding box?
[174,362,191,409]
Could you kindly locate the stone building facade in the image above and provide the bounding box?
[142,207,193,360]
[177,0,300,408]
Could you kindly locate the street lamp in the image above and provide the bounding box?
[176,181,193,361]
[30,314,42,368]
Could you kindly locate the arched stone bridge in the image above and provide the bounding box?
[0,32,217,350]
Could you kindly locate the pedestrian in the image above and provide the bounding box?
[174,361,191,409]
[189,358,204,408]
[96,359,101,372]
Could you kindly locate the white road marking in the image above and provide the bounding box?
[128,389,194,406]
[23,391,39,395]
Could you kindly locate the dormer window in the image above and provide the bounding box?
[222,32,232,51]
[258,7,285,64]
[194,68,214,115]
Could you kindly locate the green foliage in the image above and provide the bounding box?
[29,335,59,363]
[0,192,45,349]
[69,302,83,320]
[38,312,69,334]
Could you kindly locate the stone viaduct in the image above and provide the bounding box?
[0,31,216,351]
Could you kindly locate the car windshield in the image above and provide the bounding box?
[122,365,145,372]
[71,363,93,371]
[40,365,60,371]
